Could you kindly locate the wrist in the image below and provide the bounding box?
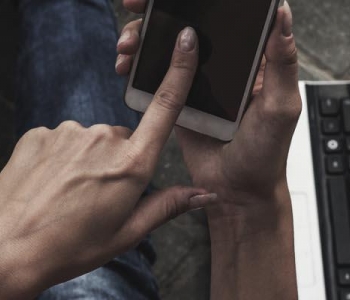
[206,179,293,244]
[207,180,297,300]
[0,240,43,299]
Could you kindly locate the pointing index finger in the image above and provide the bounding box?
[130,27,198,158]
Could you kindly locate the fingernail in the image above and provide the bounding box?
[118,30,131,46]
[178,27,197,52]
[188,193,217,211]
[190,193,218,202]
[282,1,293,37]
[116,55,125,68]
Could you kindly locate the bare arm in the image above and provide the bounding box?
[208,185,297,300]
[118,1,299,298]
[178,4,300,298]
[0,29,216,299]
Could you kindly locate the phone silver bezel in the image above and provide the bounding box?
[125,0,281,141]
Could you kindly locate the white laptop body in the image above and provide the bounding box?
[287,81,327,299]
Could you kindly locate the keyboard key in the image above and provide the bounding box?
[340,289,350,300]
[321,98,340,115]
[324,138,342,153]
[339,269,350,285]
[322,119,340,134]
[328,178,350,265]
[343,99,350,133]
[326,155,344,174]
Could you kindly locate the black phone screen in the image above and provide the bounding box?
[133,0,275,122]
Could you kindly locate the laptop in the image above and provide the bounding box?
[288,81,350,300]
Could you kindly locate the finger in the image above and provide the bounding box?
[117,19,142,55]
[115,54,133,75]
[113,186,217,248]
[252,56,266,97]
[262,2,300,103]
[130,27,198,158]
[123,0,147,14]
[229,2,301,159]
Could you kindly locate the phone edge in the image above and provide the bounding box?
[124,0,282,141]
[238,0,282,125]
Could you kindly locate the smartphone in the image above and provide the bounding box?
[125,0,283,141]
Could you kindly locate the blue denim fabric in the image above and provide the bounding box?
[15,0,159,299]
[37,251,158,300]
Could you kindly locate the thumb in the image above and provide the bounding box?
[113,187,217,249]
[262,1,300,100]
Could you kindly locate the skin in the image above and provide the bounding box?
[0,29,217,299]
[118,1,300,299]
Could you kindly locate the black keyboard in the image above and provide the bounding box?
[307,83,350,300]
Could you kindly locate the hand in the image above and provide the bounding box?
[118,2,300,299]
[117,1,301,225]
[0,29,216,299]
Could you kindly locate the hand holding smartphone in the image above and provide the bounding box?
[125,0,283,141]
[119,4,301,299]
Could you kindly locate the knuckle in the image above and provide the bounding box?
[262,94,302,123]
[155,88,183,112]
[30,126,50,135]
[266,38,298,67]
[25,126,50,140]
[282,45,298,66]
[89,124,115,141]
[58,120,83,131]
[16,127,50,152]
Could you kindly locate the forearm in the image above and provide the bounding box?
[208,184,298,300]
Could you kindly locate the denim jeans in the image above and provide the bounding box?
[15,0,159,299]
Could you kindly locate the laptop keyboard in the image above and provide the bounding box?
[306,83,350,300]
